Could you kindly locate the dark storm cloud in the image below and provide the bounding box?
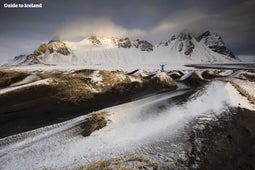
[147,0,255,54]
[0,0,254,63]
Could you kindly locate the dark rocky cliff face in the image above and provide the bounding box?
[197,31,236,58]
[177,32,195,55]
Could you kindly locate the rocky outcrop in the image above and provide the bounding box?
[197,31,235,58]
[13,55,26,61]
[87,36,153,51]
[133,39,153,52]
[88,35,102,45]
[33,40,70,56]
[118,37,132,48]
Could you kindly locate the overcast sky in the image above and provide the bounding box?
[0,0,254,63]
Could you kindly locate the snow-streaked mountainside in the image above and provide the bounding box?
[7,31,237,69]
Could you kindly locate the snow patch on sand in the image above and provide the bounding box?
[89,70,103,85]
[10,74,41,87]
[0,79,50,95]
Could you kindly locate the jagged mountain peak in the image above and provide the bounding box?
[177,32,192,40]
[33,40,71,56]
[197,31,235,58]
[132,39,153,52]
[197,31,224,45]
[157,31,235,58]
[196,31,211,41]
[10,40,72,66]
[158,31,195,55]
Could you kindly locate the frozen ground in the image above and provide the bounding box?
[0,80,254,169]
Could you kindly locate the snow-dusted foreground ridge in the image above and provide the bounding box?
[0,80,254,169]
[5,31,237,71]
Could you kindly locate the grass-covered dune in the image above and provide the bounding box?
[0,69,176,138]
[0,70,28,88]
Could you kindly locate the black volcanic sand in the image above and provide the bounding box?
[189,107,255,170]
[0,84,180,139]
[185,63,255,70]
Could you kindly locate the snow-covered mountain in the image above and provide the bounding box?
[7,31,237,68]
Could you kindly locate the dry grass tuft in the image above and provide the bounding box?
[50,73,94,104]
[37,71,56,79]
[80,155,160,170]
[81,112,109,137]
[81,160,111,170]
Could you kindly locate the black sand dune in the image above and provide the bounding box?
[0,85,173,138]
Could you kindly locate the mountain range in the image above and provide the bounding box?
[7,31,237,68]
